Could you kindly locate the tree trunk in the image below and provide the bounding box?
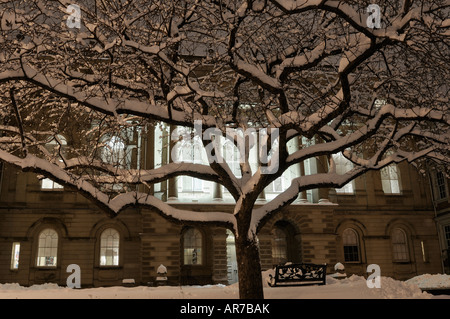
[235,235,264,299]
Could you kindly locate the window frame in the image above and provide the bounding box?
[391,228,410,262]
[41,178,64,191]
[41,135,67,191]
[381,164,402,194]
[443,225,450,249]
[36,228,59,268]
[435,171,448,201]
[99,228,120,267]
[10,242,20,270]
[342,228,361,263]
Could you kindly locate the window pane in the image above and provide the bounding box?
[381,164,401,194]
[392,229,409,261]
[445,225,450,248]
[344,245,359,262]
[41,178,63,190]
[437,172,448,200]
[37,229,58,267]
[183,228,202,265]
[11,242,20,270]
[100,228,120,266]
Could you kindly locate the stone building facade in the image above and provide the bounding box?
[0,149,448,287]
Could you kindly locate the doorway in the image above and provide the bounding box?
[226,230,238,285]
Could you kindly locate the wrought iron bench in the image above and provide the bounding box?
[267,263,327,287]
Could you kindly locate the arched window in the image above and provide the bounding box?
[36,229,58,267]
[100,228,120,266]
[392,228,409,262]
[41,135,67,190]
[343,228,360,262]
[272,227,288,265]
[183,228,202,265]
[381,164,401,194]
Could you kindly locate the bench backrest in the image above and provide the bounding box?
[274,263,327,285]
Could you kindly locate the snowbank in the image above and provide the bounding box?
[406,274,450,289]
[0,273,447,299]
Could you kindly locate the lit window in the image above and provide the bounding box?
[272,227,288,265]
[100,228,120,266]
[392,228,409,262]
[37,229,58,267]
[381,164,401,194]
[183,228,202,265]
[332,152,354,194]
[11,242,20,270]
[343,228,360,262]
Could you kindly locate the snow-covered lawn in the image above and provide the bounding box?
[0,273,449,299]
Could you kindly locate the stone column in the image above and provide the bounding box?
[293,136,307,202]
[142,125,154,195]
[212,135,223,201]
[298,160,308,202]
[317,155,330,203]
[168,125,178,201]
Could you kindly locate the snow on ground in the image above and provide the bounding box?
[406,274,450,290]
[0,273,449,299]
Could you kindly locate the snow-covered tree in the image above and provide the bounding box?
[0,0,448,298]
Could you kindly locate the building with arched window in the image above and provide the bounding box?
[0,125,447,287]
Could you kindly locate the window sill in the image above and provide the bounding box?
[97,266,122,270]
[435,198,449,204]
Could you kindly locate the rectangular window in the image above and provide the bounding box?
[10,242,20,270]
[381,164,401,194]
[436,171,448,200]
[41,178,63,190]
